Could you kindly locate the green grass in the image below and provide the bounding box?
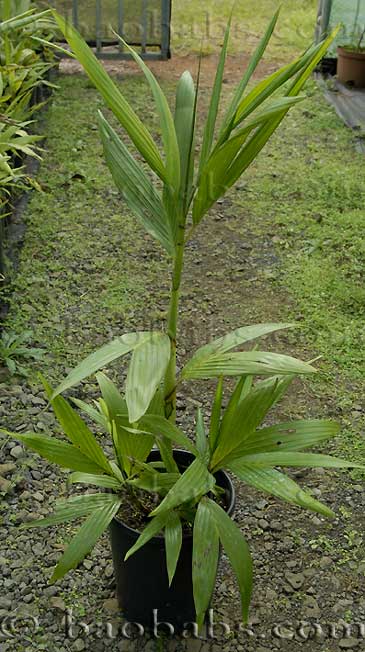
[1,74,168,377]
[235,84,364,381]
[172,0,318,57]
[228,79,365,465]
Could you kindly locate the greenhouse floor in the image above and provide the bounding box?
[320,77,365,152]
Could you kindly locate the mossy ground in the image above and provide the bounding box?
[0,39,364,652]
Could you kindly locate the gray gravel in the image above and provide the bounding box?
[1,383,365,652]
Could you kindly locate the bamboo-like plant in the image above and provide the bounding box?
[0,2,55,122]
[0,1,56,202]
[348,0,365,50]
[3,13,360,627]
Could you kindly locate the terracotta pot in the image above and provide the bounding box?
[337,46,365,88]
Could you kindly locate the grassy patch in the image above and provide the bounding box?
[172,0,318,57]
[234,82,364,378]
[229,80,365,464]
[1,74,169,381]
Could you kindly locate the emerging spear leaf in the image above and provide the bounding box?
[174,70,196,215]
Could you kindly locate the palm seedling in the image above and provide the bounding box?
[0,329,44,376]
[3,12,361,627]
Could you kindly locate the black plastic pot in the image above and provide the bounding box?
[109,449,235,631]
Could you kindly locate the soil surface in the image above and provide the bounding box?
[60,53,281,85]
[0,50,364,652]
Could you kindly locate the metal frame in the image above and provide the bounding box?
[316,0,365,50]
[56,0,171,60]
[315,0,337,74]
[315,0,332,42]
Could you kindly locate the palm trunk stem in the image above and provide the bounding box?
[164,222,185,422]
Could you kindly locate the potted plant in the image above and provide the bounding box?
[2,12,359,633]
[337,0,365,87]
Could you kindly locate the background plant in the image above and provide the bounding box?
[0,1,55,118]
[0,1,56,207]
[351,0,365,49]
[0,115,42,207]
[338,0,365,50]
